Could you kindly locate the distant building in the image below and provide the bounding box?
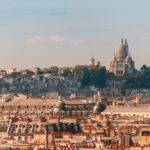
[89,57,101,68]
[5,68,18,75]
[102,106,150,118]
[0,94,14,103]
[109,38,135,76]
[89,57,95,67]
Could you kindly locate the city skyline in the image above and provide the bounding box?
[0,0,150,68]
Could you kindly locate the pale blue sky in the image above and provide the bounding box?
[0,0,150,69]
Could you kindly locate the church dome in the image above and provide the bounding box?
[116,39,127,58]
[93,101,106,113]
[56,97,66,110]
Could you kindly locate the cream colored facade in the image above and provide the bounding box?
[102,106,150,118]
[109,39,135,76]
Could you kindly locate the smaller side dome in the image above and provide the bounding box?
[93,101,106,113]
[57,100,65,110]
[56,96,66,110]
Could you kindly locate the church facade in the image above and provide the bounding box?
[109,39,135,76]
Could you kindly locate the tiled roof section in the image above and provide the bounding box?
[102,106,150,114]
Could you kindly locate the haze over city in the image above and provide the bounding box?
[0,0,150,68]
[1,1,150,149]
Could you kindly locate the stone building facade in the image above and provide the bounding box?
[109,38,135,76]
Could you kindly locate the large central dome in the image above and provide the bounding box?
[116,38,128,58]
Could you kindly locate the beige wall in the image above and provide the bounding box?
[137,136,150,146]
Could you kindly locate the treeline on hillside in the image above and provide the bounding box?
[57,65,150,89]
[5,64,150,90]
[62,66,107,88]
[75,64,150,89]
[81,65,150,89]
[122,65,150,89]
[81,67,106,88]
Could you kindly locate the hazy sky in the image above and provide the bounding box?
[0,0,150,69]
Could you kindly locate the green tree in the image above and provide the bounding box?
[90,67,106,88]
[81,67,106,88]
[62,68,72,77]
[81,68,91,86]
